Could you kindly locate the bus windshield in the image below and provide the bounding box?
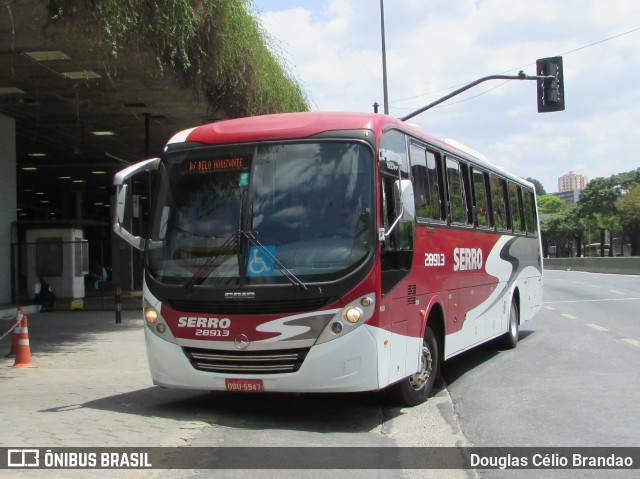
[147,141,374,286]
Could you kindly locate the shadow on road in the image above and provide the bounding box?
[72,386,404,434]
[442,330,535,386]
[1,310,141,356]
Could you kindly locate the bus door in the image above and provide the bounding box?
[379,170,417,380]
[379,130,415,295]
[379,171,414,293]
[379,130,417,382]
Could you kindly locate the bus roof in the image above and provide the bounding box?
[168,112,403,146]
[166,111,532,189]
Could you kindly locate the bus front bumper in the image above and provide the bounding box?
[144,324,382,393]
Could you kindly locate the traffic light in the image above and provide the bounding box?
[537,56,565,113]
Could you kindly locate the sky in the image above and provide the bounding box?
[249,0,640,193]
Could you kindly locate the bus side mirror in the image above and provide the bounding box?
[383,180,416,240]
[115,183,128,225]
[395,179,415,221]
[113,157,160,251]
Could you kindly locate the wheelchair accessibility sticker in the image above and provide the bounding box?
[247,245,276,277]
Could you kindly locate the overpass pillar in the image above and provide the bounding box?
[0,113,17,303]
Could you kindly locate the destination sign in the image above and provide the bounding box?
[183,156,249,174]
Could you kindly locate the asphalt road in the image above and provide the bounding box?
[444,270,640,478]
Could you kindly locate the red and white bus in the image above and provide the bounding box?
[114,112,542,406]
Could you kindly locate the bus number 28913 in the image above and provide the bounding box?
[424,253,445,267]
[195,329,231,337]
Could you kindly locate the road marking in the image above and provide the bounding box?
[544,305,557,311]
[622,338,640,348]
[544,297,640,305]
[609,290,625,295]
[586,323,609,332]
[561,313,578,320]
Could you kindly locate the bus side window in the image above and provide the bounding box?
[380,129,410,175]
[491,175,509,230]
[523,188,537,235]
[472,168,490,228]
[427,150,445,221]
[410,143,429,218]
[410,144,444,222]
[380,129,413,251]
[446,157,470,225]
[509,183,525,233]
[460,162,472,224]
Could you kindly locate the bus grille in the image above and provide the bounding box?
[167,298,330,315]
[183,347,310,374]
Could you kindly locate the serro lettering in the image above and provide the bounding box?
[178,316,231,329]
[453,247,483,271]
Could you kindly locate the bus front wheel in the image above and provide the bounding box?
[389,326,439,407]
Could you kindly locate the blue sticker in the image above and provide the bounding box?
[247,245,276,277]
[238,172,249,187]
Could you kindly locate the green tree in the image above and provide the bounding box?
[539,195,565,257]
[617,168,640,190]
[540,203,583,257]
[565,207,587,257]
[538,194,567,214]
[616,184,640,256]
[541,213,567,257]
[577,177,622,256]
[526,177,547,196]
[48,0,310,117]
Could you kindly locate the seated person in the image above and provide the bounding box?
[34,276,56,312]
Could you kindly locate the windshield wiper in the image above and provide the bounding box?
[240,230,308,291]
[183,231,239,291]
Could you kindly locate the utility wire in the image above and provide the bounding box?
[425,80,511,109]
[391,26,640,108]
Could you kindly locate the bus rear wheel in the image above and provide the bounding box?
[499,300,519,349]
[389,326,439,407]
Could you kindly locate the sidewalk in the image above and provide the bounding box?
[0,310,206,478]
[0,310,471,479]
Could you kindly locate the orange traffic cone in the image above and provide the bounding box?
[12,315,36,368]
[7,309,23,357]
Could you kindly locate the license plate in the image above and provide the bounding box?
[225,378,264,393]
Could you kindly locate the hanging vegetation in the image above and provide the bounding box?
[47,0,309,117]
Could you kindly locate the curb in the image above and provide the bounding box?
[0,304,39,318]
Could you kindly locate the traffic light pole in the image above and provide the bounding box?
[399,56,564,121]
[400,71,554,122]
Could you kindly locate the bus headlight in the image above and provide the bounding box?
[343,306,363,324]
[145,308,159,324]
[315,293,375,345]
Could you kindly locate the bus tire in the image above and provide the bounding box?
[389,326,439,407]
[500,300,519,349]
